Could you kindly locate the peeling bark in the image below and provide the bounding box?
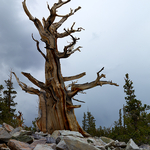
[14,0,119,137]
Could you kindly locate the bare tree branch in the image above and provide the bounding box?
[98,81,119,86]
[67,89,79,98]
[21,72,47,90]
[31,34,47,61]
[63,72,86,82]
[72,98,85,103]
[67,104,81,109]
[67,46,82,54]
[12,72,40,95]
[57,22,84,38]
[22,0,35,21]
[45,0,72,29]
[57,29,82,58]
[67,68,119,97]
[22,0,50,45]
[55,0,71,9]
[53,6,81,30]
[65,80,78,90]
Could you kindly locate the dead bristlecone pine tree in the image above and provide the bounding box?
[13,0,119,137]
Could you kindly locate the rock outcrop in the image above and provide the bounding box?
[0,123,149,150]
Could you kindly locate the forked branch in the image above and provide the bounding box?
[22,0,49,44]
[53,6,81,30]
[12,72,40,95]
[31,34,47,61]
[57,29,82,58]
[57,22,84,38]
[55,0,71,9]
[67,68,119,97]
[45,0,77,29]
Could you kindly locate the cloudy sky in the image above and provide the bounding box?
[0,0,150,128]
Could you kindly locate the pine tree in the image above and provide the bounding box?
[119,109,122,128]
[123,73,150,131]
[82,112,87,131]
[81,111,96,136]
[123,104,126,128]
[86,111,96,136]
[2,72,17,126]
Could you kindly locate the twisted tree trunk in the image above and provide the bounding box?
[13,0,118,137]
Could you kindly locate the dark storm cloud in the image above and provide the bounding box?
[0,0,45,71]
[0,0,44,126]
[1,0,150,128]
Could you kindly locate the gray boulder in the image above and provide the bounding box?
[113,141,127,148]
[52,130,83,139]
[63,136,100,150]
[8,139,33,150]
[20,130,32,135]
[2,123,14,132]
[56,140,69,150]
[35,131,48,137]
[0,128,12,142]
[46,136,56,144]
[30,139,46,148]
[32,132,46,140]
[33,144,54,150]
[100,137,114,144]
[125,139,140,150]
[139,144,150,150]
[10,127,22,137]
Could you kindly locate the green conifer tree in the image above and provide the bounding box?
[82,112,87,131]
[82,111,96,136]
[86,111,96,136]
[123,73,150,131]
[119,109,122,128]
[2,72,17,126]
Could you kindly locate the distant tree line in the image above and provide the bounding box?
[82,73,150,145]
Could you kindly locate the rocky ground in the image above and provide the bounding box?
[0,123,149,150]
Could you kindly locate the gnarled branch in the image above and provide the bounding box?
[31,34,47,61]
[63,72,86,82]
[67,89,79,98]
[53,6,81,30]
[98,81,119,86]
[12,72,40,95]
[22,0,49,44]
[67,68,119,97]
[65,80,78,90]
[57,22,84,38]
[22,0,35,21]
[45,0,72,29]
[21,72,47,90]
[57,29,81,58]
